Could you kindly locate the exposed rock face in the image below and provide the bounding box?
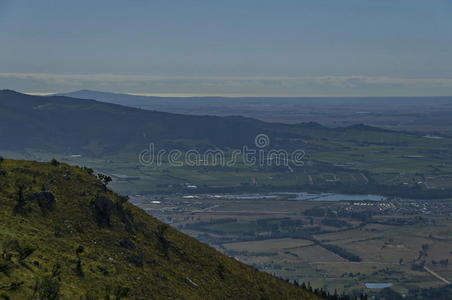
[92,196,114,227]
[28,191,56,213]
[119,237,135,249]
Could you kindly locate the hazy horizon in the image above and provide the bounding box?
[1,0,452,97]
[19,89,452,98]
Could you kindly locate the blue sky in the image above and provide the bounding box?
[1,0,452,96]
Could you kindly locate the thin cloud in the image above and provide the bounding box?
[1,72,452,96]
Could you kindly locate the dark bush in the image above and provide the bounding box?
[28,191,56,214]
[97,173,112,191]
[321,218,352,228]
[82,167,94,175]
[119,238,135,249]
[74,257,84,278]
[2,240,35,262]
[50,159,60,167]
[0,262,12,276]
[217,263,226,280]
[127,252,144,268]
[304,207,326,217]
[92,196,114,227]
[33,277,60,300]
[13,185,27,215]
[156,224,170,257]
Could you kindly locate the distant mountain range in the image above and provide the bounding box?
[59,90,452,134]
[0,90,328,155]
[0,89,441,156]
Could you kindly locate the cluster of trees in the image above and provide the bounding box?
[185,218,237,228]
[321,218,352,228]
[336,210,373,222]
[321,244,362,262]
[304,207,326,217]
[183,218,238,235]
[377,216,425,226]
[256,218,304,232]
[97,173,112,191]
[379,285,452,300]
[185,217,308,239]
[296,282,368,300]
[432,259,449,267]
[280,218,304,228]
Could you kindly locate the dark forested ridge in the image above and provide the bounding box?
[60,90,452,135]
[0,90,319,155]
[0,90,407,156]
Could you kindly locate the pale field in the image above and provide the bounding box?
[314,227,387,243]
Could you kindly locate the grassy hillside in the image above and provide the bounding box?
[0,158,321,299]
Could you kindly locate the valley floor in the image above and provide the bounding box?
[131,192,452,298]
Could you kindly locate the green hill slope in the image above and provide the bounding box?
[0,158,321,299]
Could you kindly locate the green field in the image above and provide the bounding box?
[138,194,452,298]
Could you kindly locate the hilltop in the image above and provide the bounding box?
[0,158,321,299]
